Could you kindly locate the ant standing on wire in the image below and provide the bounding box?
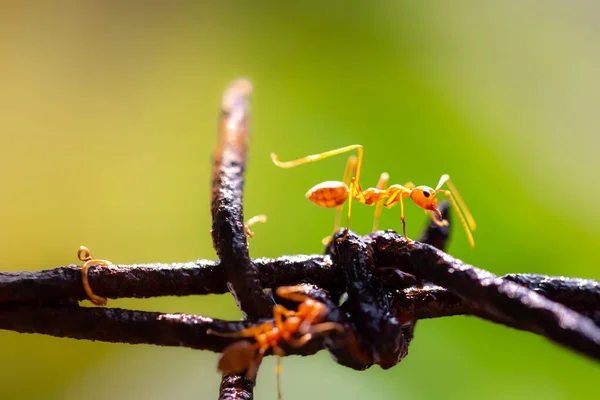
[270,144,476,247]
[208,285,344,399]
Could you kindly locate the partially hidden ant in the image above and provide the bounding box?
[271,144,476,247]
[208,285,344,399]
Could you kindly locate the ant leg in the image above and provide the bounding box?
[337,156,357,231]
[287,322,345,347]
[372,172,390,232]
[399,195,408,240]
[438,188,475,248]
[207,322,271,339]
[399,182,418,241]
[384,185,413,242]
[309,321,345,335]
[244,345,266,382]
[271,145,363,177]
[275,285,310,303]
[435,174,476,230]
[322,155,358,245]
[272,345,286,400]
[297,303,326,334]
[287,332,313,348]
[77,246,110,306]
[339,177,368,242]
[273,304,295,333]
[244,214,267,238]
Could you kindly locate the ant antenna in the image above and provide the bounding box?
[435,174,476,248]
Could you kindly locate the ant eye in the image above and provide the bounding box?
[423,191,430,198]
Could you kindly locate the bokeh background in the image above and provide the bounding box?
[1,2,599,399]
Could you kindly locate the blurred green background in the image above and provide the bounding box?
[1,2,599,399]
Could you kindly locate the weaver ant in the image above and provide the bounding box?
[271,144,476,247]
[208,285,344,399]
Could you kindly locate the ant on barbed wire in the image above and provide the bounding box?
[271,144,476,247]
[208,285,344,399]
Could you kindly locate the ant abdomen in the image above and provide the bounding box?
[306,181,349,208]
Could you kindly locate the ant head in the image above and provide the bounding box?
[410,186,441,218]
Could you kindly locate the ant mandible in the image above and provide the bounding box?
[270,144,476,247]
[208,285,344,399]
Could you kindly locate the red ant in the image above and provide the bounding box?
[208,285,344,399]
[271,144,476,247]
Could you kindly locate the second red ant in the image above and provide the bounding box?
[208,285,344,399]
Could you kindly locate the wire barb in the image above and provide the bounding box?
[212,78,273,399]
[77,246,110,306]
